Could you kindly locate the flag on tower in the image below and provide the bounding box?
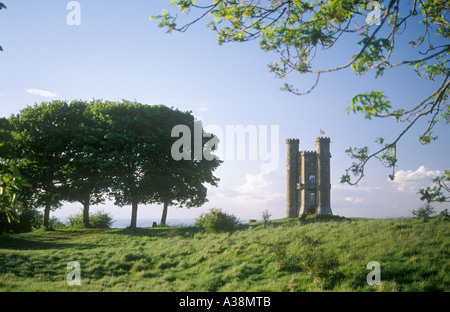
[320,129,325,135]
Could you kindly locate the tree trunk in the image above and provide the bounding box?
[82,199,90,228]
[130,200,138,229]
[43,201,51,229]
[160,201,169,226]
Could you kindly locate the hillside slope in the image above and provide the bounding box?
[0,216,448,291]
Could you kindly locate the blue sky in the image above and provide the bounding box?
[1,1,449,225]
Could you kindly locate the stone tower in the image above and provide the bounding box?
[285,137,332,218]
[315,137,332,215]
[285,139,300,218]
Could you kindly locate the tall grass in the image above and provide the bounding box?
[0,216,448,291]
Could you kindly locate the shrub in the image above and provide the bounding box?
[195,208,240,233]
[438,209,449,221]
[411,203,435,222]
[0,206,42,234]
[48,216,65,229]
[90,210,114,228]
[67,210,114,228]
[66,212,83,228]
[307,252,344,290]
[261,209,272,227]
[267,236,342,290]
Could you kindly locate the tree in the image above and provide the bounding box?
[411,203,436,221]
[87,100,221,229]
[0,118,31,223]
[418,170,450,203]
[86,100,150,229]
[152,0,449,186]
[154,119,222,226]
[10,101,81,229]
[64,100,111,227]
[7,99,221,230]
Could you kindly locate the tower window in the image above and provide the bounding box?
[310,192,315,203]
[309,175,316,186]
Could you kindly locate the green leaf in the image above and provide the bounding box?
[2,173,13,182]
[348,91,391,120]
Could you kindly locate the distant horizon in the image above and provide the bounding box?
[55,216,196,229]
[55,213,426,230]
[111,218,196,229]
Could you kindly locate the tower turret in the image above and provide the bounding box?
[285,139,300,218]
[315,137,332,215]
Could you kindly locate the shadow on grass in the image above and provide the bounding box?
[0,252,71,278]
[0,229,109,250]
[106,226,201,238]
[0,235,98,250]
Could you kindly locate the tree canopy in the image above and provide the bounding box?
[4,100,222,229]
[152,0,449,199]
[0,118,31,223]
[10,101,85,228]
[155,120,221,225]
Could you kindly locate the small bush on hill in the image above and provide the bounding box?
[90,211,114,228]
[411,203,435,222]
[266,235,343,290]
[195,208,240,233]
[438,208,449,221]
[261,209,272,227]
[67,210,114,228]
[48,216,65,230]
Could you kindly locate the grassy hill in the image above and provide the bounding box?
[0,215,448,292]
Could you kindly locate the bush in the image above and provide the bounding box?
[412,203,435,222]
[268,236,343,290]
[438,209,449,221]
[67,210,114,228]
[195,208,240,233]
[66,212,83,228]
[261,209,272,227]
[90,211,114,228]
[48,216,65,229]
[0,206,42,234]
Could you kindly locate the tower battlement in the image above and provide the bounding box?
[285,137,332,218]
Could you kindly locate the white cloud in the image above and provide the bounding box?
[26,88,58,98]
[332,183,383,193]
[235,171,284,201]
[0,92,6,96]
[344,196,364,203]
[207,170,284,216]
[392,165,442,192]
[235,170,273,194]
[197,102,210,112]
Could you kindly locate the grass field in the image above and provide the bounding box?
[0,215,448,292]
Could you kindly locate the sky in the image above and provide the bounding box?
[1,1,449,226]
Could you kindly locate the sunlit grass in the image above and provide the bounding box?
[0,215,448,291]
